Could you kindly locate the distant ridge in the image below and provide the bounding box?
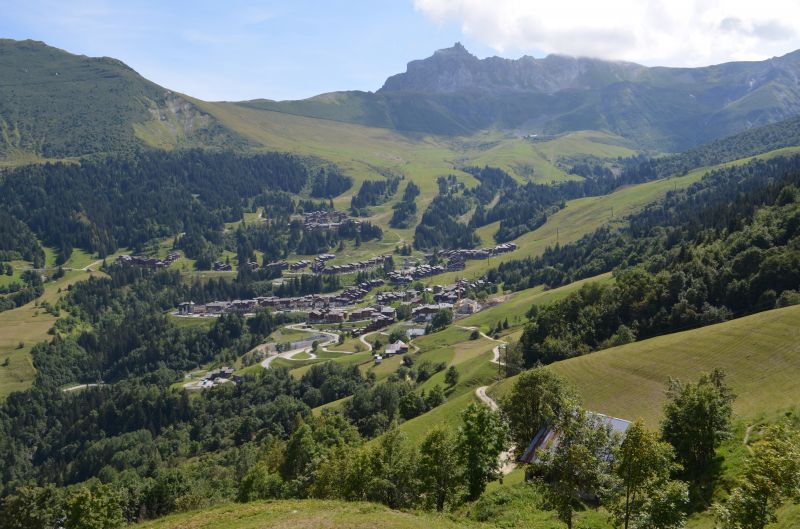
[256,43,800,150]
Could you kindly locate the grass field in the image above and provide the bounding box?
[467,131,636,184]
[490,304,800,428]
[268,327,316,344]
[0,268,103,397]
[391,327,500,442]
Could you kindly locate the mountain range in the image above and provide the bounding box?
[4,38,800,161]
[259,43,800,150]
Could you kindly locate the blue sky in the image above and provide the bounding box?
[0,0,500,101]
[3,0,799,101]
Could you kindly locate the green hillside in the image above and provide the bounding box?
[491,304,800,427]
[0,39,243,162]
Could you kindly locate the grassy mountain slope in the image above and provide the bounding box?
[641,113,800,178]
[132,496,800,529]
[195,99,631,211]
[0,39,243,162]
[491,304,800,427]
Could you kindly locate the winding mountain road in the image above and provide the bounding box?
[457,325,506,365]
[260,324,340,368]
[476,384,517,475]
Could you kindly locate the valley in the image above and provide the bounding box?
[1,36,800,529]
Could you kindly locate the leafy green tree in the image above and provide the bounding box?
[426,384,446,408]
[399,391,428,420]
[419,426,463,511]
[533,409,617,529]
[609,419,688,529]
[238,461,284,501]
[64,484,124,529]
[0,485,65,529]
[714,422,800,529]
[445,365,459,387]
[500,367,577,456]
[428,309,453,333]
[660,369,735,481]
[280,423,320,495]
[457,403,509,501]
[366,426,420,509]
[602,324,637,348]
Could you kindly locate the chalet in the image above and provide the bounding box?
[325,310,346,324]
[303,212,350,232]
[379,306,397,320]
[205,301,230,314]
[519,413,631,465]
[266,260,289,271]
[388,263,445,283]
[349,307,375,321]
[308,309,325,323]
[384,340,408,356]
[456,298,481,315]
[412,303,453,323]
[229,299,257,312]
[290,260,310,271]
[207,367,234,381]
[406,327,426,338]
[212,261,233,272]
[446,256,466,271]
[361,315,394,333]
[376,291,400,303]
[178,301,195,315]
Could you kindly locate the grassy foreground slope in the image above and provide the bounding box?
[492,304,800,427]
[135,499,485,529]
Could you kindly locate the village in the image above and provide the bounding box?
[115,207,505,394]
[177,277,484,329]
[175,272,489,389]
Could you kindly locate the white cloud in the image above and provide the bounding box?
[414,0,800,66]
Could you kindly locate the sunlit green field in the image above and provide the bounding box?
[491,304,800,428]
[0,268,104,398]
